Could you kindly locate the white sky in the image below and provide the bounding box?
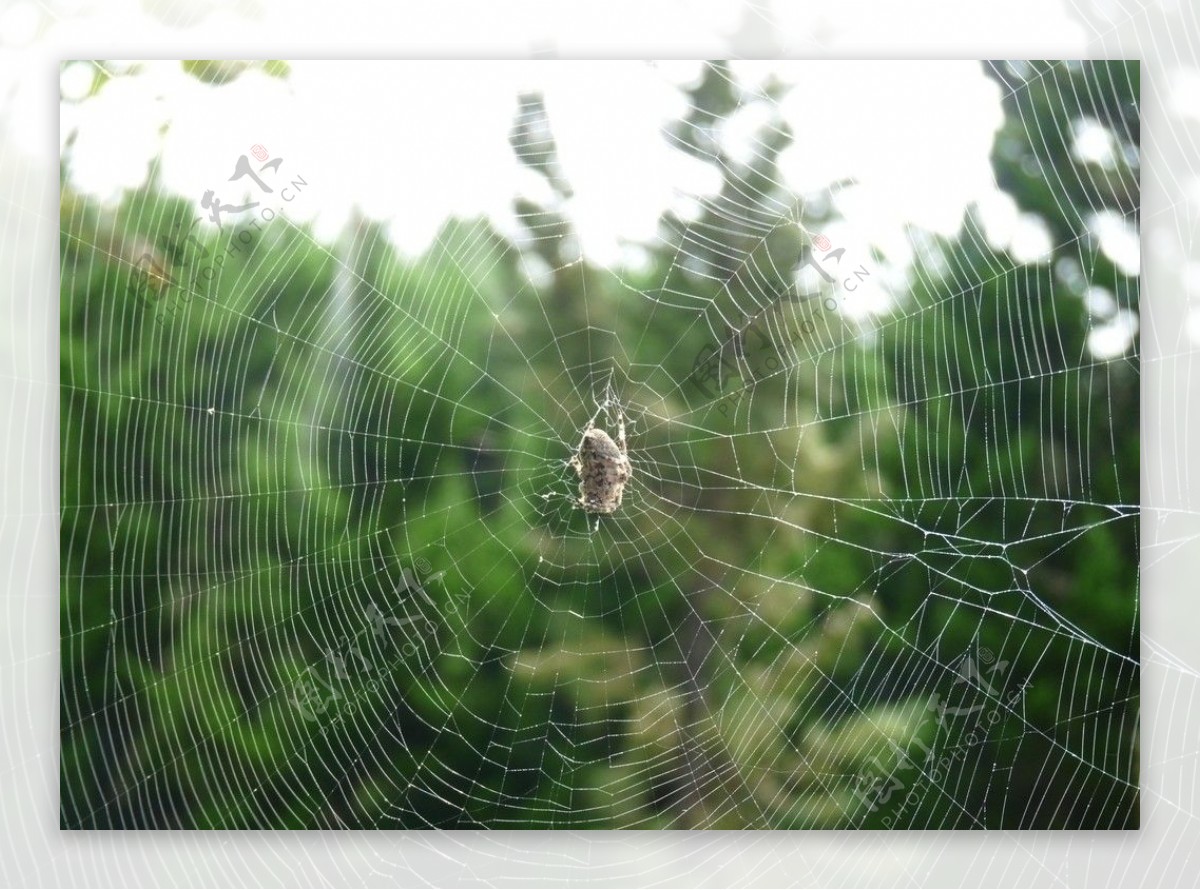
[34,35,1141,353]
[55,60,1020,284]
[0,0,1155,356]
[51,56,1149,356]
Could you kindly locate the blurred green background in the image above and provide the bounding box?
[60,60,1139,829]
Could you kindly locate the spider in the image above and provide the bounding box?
[568,399,632,515]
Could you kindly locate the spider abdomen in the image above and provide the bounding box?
[573,429,631,514]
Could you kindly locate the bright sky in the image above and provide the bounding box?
[0,0,1153,359]
[56,61,1014,265]
[47,52,1139,353]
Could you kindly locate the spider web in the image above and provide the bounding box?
[59,60,1139,830]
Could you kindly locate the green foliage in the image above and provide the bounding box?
[61,61,1138,829]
